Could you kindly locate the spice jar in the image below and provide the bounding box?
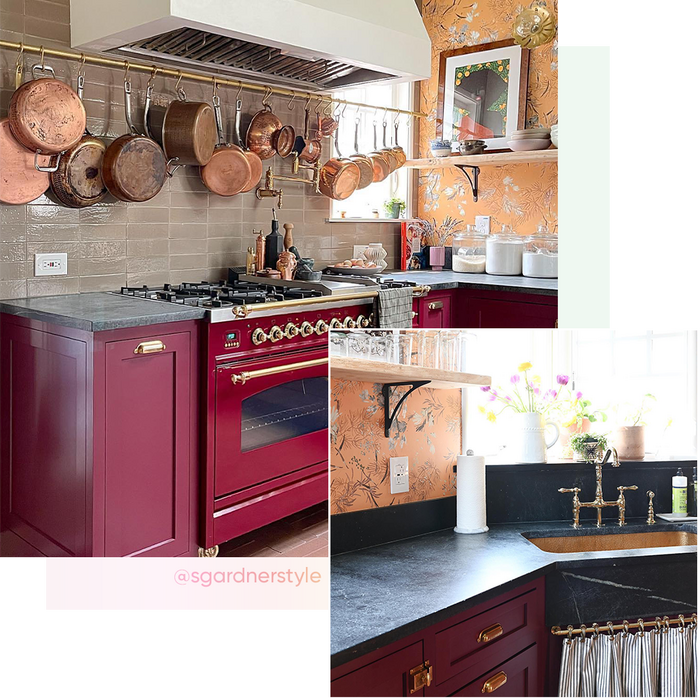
[522,226,558,278]
[485,224,524,276]
[452,226,486,273]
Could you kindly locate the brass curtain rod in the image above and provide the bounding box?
[0,40,426,119]
[552,614,697,637]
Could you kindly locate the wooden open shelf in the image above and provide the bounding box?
[404,150,558,170]
[331,357,491,389]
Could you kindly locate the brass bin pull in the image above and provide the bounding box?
[477,623,504,643]
[230,357,327,385]
[134,340,166,354]
[409,661,432,693]
[482,671,507,694]
[428,300,443,311]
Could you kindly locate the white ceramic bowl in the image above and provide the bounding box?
[508,139,551,151]
[431,148,452,158]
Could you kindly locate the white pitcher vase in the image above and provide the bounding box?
[512,412,559,463]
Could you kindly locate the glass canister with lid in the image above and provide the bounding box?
[451,225,487,273]
[522,225,558,278]
[485,224,524,276]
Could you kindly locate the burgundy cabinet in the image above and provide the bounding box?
[413,291,455,328]
[1,315,200,557]
[331,578,546,698]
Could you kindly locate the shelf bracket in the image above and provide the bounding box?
[454,164,480,202]
[382,381,430,437]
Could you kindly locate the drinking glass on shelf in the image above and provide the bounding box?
[394,333,413,366]
[347,331,370,359]
[369,334,393,362]
[329,331,348,357]
[439,330,460,371]
[457,331,477,372]
[418,330,440,368]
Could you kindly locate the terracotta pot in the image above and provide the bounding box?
[614,425,645,461]
[558,418,591,459]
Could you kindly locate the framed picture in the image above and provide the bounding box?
[437,39,530,151]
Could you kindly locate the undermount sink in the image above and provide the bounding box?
[525,530,697,554]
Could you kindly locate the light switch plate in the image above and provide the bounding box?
[475,216,491,234]
[390,456,409,494]
[352,245,367,260]
[34,253,67,276]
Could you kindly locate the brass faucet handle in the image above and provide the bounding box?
[558,487,581,495]
[646,490,656,525]
[617,485,638,492]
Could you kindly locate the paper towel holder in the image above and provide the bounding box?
[381,381,430,437]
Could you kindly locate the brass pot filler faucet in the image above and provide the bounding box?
[558,447,639,528]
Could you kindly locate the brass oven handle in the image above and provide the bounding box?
[134,340,166,354]
[230,357,327,385]
[412,284,431,298]
[428,301,443,311]
[477,623,504,643]
[482,671,507,694]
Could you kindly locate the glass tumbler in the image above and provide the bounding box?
[329,331,348,357]
[394,333,413,366]
[457,331,477,372]
[439,330,460,371]
[369,334,393,362]
[418,330,440,368]
[347,331,370,359]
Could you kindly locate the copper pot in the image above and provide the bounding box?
[9,63,86,158]
[246,92,282,160]
[319,127,360,201]
[298,106,322,164]
[391,120,407,167]
[232,98,263,192]
[0,118,50,204]
[274,124,296,158]
[102,79,167,203]
[50,72,107,208]
[347,118,373,190]
[380,120,399,172]
[367,121,391,183]
[200,93,252,197]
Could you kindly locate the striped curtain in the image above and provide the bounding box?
[559,623,697,697]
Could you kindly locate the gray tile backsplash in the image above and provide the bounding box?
[0,0,401,298]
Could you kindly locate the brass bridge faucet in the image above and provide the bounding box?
[559,447,638,528]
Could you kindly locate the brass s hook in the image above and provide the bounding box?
[287,91,296,110]
[236,81,243,102]
[147,65,159,89]
[15,42,24,89]
[262,86,272,107]
[314,97,323,114]
[211,75,218,98]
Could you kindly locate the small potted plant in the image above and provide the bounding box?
[614,394,656,460]
[570,432,609,463]
[383,198,406,219]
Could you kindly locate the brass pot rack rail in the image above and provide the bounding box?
[0,40,426,119]
[552,614,697,638]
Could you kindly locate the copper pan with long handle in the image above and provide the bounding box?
[347,116,373,190]
[200,86,252,197]
[102,77,167,203]
[367,120,390,183]
[298,102,322,165]
[391,119,407,167]
[380,119,399,173]
[318,123,360,201]
[232,97,263,192]
[0,118,50,204]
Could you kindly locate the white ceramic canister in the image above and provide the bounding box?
[363,242,388,272]
[485,226,524,275]
[511,412,559,463]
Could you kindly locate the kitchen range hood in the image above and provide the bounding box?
[69,0,431,91]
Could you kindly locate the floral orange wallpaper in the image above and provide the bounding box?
[417,0,558,233]
[330,379,462,513]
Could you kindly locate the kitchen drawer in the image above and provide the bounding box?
[450,643,539,697]
[331,641,425,697]
[434,585,543,686]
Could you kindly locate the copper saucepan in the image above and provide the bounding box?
[0,118,50,204]
[391,119,407,167]
[347,117,373,190]
[246,88,282,160]
[200,89,252,197]
[367,120,391,183]
[9,60,86,173]
[380,119,399,173]
[50,68,107,208]
[298,103,322,165]
[318,123,360,201]
[232,97,263,192]
[102,77,167,203]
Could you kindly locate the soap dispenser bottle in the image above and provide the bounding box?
[264,208,284,271]
[672,467,688,517]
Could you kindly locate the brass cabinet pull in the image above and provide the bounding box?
[477,623,504,643]
[134,340,166,354]
[482,671,507,694]
[427,300,443,311]
[409,661,432,693]
[230,357,327,385]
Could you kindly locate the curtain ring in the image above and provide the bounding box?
[637,619,645,635]
[663,616,670,632]
[622,620,629,637]
[607,621,615,636]
[566,625,574,643]
[287,91,296,110]
[579,625,587,640]
[654,617,662,632]
[678,615,685,629]
[692,613,698,629]
[591,623,600,638]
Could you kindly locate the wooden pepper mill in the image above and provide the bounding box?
[283,222,294,250]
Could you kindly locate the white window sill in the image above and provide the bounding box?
[326,218,406,223]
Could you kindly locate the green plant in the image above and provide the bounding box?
[570,432,609,462]
[383,198,406,218]
[619,394,656,426]
[557,390,608,430]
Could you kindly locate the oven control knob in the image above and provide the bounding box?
[329,318,342,329]
[251,328,268,345]
[315,320,329,335]
[356,315,369,328]
[300,321,314,337]
[269,325,284,343]
[284,323,300,339]
[343,316,356,329]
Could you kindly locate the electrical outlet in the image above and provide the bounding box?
[352,245,367,260]
[390,456,409,494]
[34,253,67,276]
[475,216,491,235]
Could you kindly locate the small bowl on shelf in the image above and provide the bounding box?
[458,139,486,155]
[430,139,452,158]
[507,138,551,151]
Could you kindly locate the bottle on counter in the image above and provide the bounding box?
[485,224,524,276]
[452,225,486,273]
[672,467,688,517]
[255,230,265,272]
[522,225,558,278]
[246,246,256,275]
[264,209,284,271]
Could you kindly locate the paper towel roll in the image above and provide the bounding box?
[454,453,489,534]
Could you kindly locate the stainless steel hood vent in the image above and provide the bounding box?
[70,0,430,91]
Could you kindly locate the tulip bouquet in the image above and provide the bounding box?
[479,362,570,423]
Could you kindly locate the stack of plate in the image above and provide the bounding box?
[550,124,558,148]
[507,127,551,152]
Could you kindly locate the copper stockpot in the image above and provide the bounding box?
[0,118,50,204]
[49,72,107,208]
[246,90,282,160]
[232,98,263,192]
[9,63,86,159]
[367,121,391,182]
[318,127,360,201]
[347,118,373,190]
[102,79,167,203]
[200,93,252,197]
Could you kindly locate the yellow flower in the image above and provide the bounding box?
[457,72,463,78]
[518,362,533,372]
[456,79,461,85]
[532,375,541,384]
[467,65,471,69]
[486,411,497,423]
[478,405,486,414]
[464,71,470,77]
[498,66,503,71]
[497,60,502,64]
[478,63,483,68]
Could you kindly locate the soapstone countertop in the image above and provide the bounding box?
[385,270,558,295]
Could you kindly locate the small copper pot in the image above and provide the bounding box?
[367,121,391,182]
[347,119,373,190]
[274,124,296,158]
[319,128,360,200]
[246,95,282,160]
[298,106,322,164]
[232,98,263,192]
[0,118,49,205]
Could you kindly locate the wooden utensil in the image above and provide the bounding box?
[102,77,167,203]
[0,118,50,204]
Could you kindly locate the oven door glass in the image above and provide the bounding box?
[215,347,328,497]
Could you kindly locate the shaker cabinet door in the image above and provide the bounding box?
[102,332,193,557]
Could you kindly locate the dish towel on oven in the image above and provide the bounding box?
[373,287,413,328]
